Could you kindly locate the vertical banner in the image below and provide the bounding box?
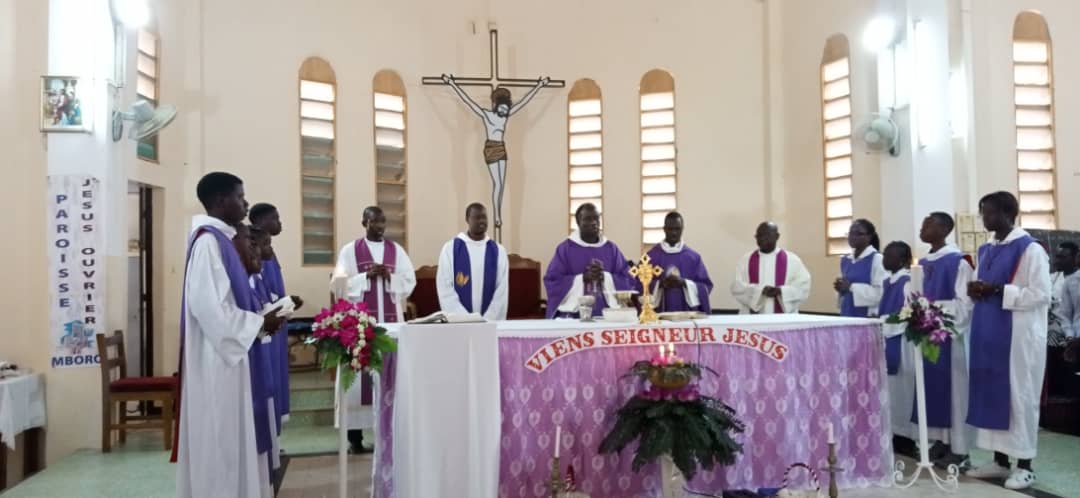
[48,175,103,368]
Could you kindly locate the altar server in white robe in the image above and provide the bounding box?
[916,212,975,470]
[834,219,887,317]
[731,222,812,314]
[878,241,916,450]
[330,206,416,452]
[437,203,509,321]
[176,172,284,498]
[963,192,1050,491]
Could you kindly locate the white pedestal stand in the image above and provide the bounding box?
[337,366,348,498]
[659,455,685,498]
[893,345,959,492]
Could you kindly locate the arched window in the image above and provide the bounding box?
[298,57,337,265]
[373,70,408,249]
[1013,12,1057,229]
[639,69,676,256]
[136,27,160,162]
[821,34,853,256]
[568,79,603,232]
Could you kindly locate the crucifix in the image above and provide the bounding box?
[423,29,566,242]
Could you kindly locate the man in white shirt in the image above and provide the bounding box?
[730,222,812,314]
[437,203,509,321]
[330,206,416,453]
[1049,242,1078,347]
[176,172,285,498]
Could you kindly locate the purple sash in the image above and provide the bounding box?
[840,252,875,317]
[879,273,909,376]
[453,238,499,315]
[354,239,399,323]
[749,250,788,313]
[913,253,966,427]
[353,238,398,406]
[172,225,271,462]
[260,257,289,426]
[967,235,1034,430]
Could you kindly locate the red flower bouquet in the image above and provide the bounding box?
[306,299,396,390]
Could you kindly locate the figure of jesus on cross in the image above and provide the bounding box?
[440,73,549,236]
[424,29,565,241]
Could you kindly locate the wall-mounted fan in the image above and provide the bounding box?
[856,113,900,157]
[111,100,176,142]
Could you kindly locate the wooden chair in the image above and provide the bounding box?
[96,331,177,452]
[407,265,440,319]
[507,254,546,319]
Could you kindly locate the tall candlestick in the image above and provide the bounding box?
[554,425,561,459]
[827,422,835,444]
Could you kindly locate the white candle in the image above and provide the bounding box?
[659,345,665,357]
[910,264,924,295]
[667,343,674,356]
[827,422,835,444]
[554,425,561,459]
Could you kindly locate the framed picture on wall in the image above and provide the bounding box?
[41,76,89,132]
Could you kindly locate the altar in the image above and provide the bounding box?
[372,314,893,498]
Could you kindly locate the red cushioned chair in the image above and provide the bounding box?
[507,254,546,319]
[96,330,176,452]
[407,265,441,320]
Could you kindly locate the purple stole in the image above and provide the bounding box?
[353,238,398,406]
[452,238,499,315]
[840,252,875,317]
[748,250,788,314]
[914,252,965,427]
[354,238,399,323]
[260,257,289,426]
[879,273,909,376]
[172,226,271,463]
[967,235,1034,430]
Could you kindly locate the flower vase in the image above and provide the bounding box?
[659,454,686,498]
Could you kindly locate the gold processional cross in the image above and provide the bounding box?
[629,254,663,324]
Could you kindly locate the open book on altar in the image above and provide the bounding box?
[407,311,486,324]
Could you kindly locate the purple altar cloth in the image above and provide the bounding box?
[374,319,892,498]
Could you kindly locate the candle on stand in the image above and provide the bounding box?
[910,264,924,294]
[827,422,835,444]
[554,425,561,459]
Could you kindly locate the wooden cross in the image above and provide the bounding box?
[421,29,566,91]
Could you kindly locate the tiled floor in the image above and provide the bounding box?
[3,430,1078,498]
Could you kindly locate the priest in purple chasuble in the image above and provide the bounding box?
[964,192,1050,491]
[437,203,510,321]
[544,203,634,318]
[175,173,285,498]
[730,222,812,314]
[250,203,303,429]
[912,212,975,468]
[330,206,416,452]
[638,212,713,313]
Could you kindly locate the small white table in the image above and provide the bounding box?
[0,373,46,490]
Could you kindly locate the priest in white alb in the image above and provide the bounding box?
[330,206,416,452]
[437,203,509,321]
[730,222,812,314]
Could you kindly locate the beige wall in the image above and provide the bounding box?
[191,0,770,311]
[776,0,882,311]
[1,0,53,463]
[969,0,1080,229]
